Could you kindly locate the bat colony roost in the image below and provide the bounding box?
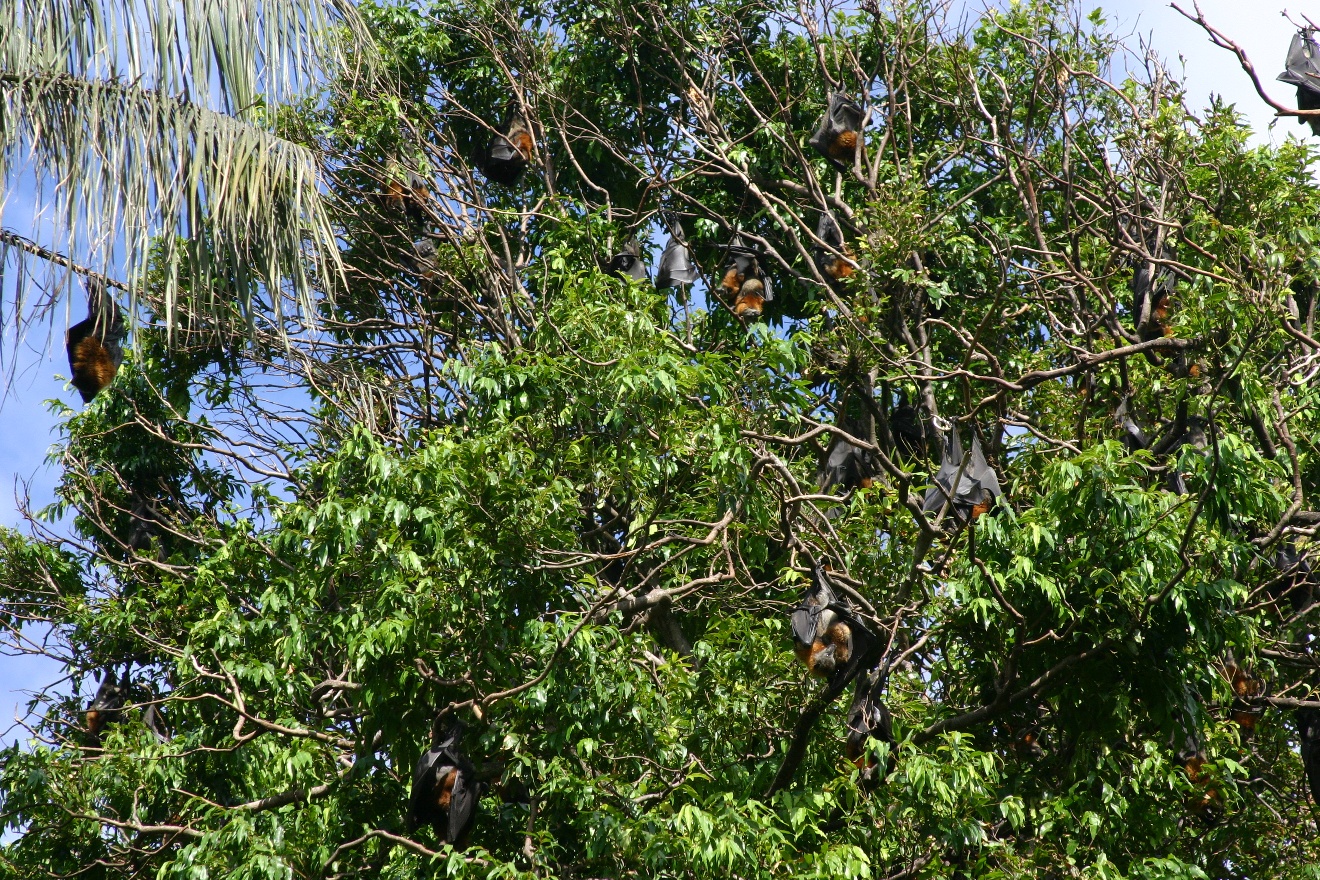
[1117,387,1320,806]
[72,44,1320,840]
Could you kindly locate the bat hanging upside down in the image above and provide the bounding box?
[66,280,124,403]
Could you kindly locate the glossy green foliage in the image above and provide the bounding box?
[4,1,1320,878]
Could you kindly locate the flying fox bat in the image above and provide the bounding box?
[922,426,1002,525]
[721,239,772,319]
[66,280,124,403]
[1224,661,1266,736]
[789,564,877,688]
[482,110,534,185]
[812,213,854,283]
[809,92,864,169]
[657,218,700,289]
[1270,542,1317,614]
[1115,396,1149,453]
[384,163,432,229]
[408,722,485,845]
[1298,705,1320,803]
[889,401,925,462]
[844,666,894,786]
[608,241,648,282]
[85,668,126,739]
[1279,30,1320,136]
[817,414,877,492]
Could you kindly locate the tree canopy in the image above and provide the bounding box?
[4,0,1320,877]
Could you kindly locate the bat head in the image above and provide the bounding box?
[809,640,839,677]
[734,278,766,319]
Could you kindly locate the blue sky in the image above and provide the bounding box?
[0,0,1306,743]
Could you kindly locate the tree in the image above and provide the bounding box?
[3,0,1320,877]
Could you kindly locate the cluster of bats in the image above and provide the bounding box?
[63,48,1320,841]
[388,93,863,324]
[791,563,894,784]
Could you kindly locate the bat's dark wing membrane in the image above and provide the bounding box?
[808,93,863,160]
[1279,31,1320,85]
[656,237,699,287]
[482,114,530,185]
[142,703,170,741]
[791,566,835,648]
[487,134,519,163]
[446,769,481,844]
[890,404,924,461]
[846,668,894,769]
[1272,543,1316,613]
[789,603,819,649]
[922,427,964,515]
[1116,397,1148,452]
[816,212,844,249]
[726,247,758,279]
[828,604,878,687]
[818,416,874,490]
[89,670,125,713]
[830,94,864,131]
[968,433,1001,504]
[820,438,860,488]
[1298,707,1320,802]
[1279,31,1320,135]
[407,748,444,829]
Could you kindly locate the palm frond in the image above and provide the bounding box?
[0,0,378,337]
